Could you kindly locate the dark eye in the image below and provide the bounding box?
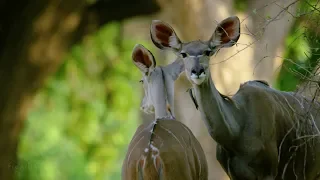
[139,79,143,83]
[180,52,187,58]
[204,50,212,56]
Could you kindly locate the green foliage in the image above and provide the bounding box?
[275,0,320,91]
[275,27,310,91]
[18,22,156,180]
[234,0,248,12]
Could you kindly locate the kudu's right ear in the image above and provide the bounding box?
[209,16,241,49]
[150,20,182,51]
[132,44,156,74]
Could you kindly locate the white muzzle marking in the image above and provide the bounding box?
[190,72,206,85]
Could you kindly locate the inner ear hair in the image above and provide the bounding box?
[150,20,182,50]
[146,48,156,67]
[210,16,240,48]
[132,44,156,73]
[219,25,237,43]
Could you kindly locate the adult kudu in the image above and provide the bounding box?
[121,44,208,180]
[150,16,320,179]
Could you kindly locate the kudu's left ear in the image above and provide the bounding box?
[150,20,182,51]
[209,16,241,49]
[132,44,156,74]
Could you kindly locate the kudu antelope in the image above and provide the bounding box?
[150,16,320,179]
[121,44,208,180]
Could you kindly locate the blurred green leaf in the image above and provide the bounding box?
[18,22,155,180]
[276,0,320,91]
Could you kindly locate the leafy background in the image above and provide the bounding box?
[17,1,320,180]
[17,23,156,180]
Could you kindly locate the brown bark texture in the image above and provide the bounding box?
[0,0,159,179]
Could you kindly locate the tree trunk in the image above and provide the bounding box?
[0,1,90,179]
[0,0,159,179]
[246,0,298,84]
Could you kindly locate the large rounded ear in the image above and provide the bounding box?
[132,44,156,74]
[209,16,240,49]
[150,20,182,51]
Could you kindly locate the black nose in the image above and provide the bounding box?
[191,66,205,76]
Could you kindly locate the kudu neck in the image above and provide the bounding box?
[192,68,240,142]
[153,67,173,119]
[154,105,169,119]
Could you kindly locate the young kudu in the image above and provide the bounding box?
[121,44,208,180]
[150,16,320,179]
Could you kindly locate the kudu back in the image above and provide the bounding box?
[149,16,320,180]
[121,44,208,180]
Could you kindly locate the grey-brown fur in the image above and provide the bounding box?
[122,44,208,180]
[150,16,320,179]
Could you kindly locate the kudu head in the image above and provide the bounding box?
[132,44,184,119]
[150,16,241,85]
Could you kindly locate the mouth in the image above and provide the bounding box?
[190,72,206,85]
